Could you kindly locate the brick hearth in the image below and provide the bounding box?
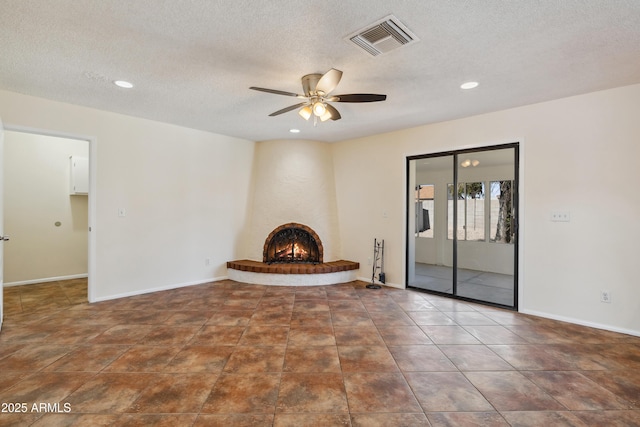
[226,259,359,275]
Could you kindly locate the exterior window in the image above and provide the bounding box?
[490,180,515,243]
[448,182,485,241]
[415,184,434,238]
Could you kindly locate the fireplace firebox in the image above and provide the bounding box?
[263,223,323,264]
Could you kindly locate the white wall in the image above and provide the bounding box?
[332,83,640,335]
[0,90,255,301]
[4,131,88,284]
[244,139,342,262]
[332,136,405,285]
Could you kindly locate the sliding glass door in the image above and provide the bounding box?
[406,144,518,309]
[408,155,454,295]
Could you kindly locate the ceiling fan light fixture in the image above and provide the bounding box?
[319,110,333,122]
[312,101,327,116]
[298,106,312,120]
[460,158,480,168]
[250,68,386,124]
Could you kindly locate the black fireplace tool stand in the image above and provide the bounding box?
[367,238,385,289]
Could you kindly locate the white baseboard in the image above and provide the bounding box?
[91,276,228,303]
[357,276,403,289]
[4,274,88,287]
[520,308,640,338]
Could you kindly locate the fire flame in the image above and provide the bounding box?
[277,242,309,259]
[293,243,308,258]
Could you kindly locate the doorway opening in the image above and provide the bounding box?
[406,143,519,309]
[3,127,95,311]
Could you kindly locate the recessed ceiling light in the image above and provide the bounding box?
[460,81,479,90]
[289,129,301,133]
[114,80,134,89]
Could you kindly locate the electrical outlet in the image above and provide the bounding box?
[600,290,612,303]
[551,211,570,222]
[367,257,372,265]
[205,258,211,266]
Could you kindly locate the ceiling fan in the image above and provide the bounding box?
[250,68,386,124]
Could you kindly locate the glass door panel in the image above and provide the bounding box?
[455,148,516,306]
[407,155,454,294]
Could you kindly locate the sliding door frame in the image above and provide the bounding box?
[405,142,519,310]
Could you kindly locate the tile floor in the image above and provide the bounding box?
[3,278,88,314]
[1,279,639,426]
[409,263,515,307]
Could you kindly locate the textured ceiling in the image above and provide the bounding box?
[1,0,640,142]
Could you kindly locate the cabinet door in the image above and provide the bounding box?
[70,156,89,195]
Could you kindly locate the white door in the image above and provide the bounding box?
[0,117,5,330]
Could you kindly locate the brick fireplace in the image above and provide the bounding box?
[227,222,358,286]
[263,223,322,264]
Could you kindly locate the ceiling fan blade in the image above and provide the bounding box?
[268,102,308,117]
[325,103,341,121]
[329,93,387,103]
[315,69,343,95]
[250,87,306,98]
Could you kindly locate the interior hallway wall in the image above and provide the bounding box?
[4,131,88,284]
[0,90,255,301]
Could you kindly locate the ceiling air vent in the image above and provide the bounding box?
[346,15,419,56]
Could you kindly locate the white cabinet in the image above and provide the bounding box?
[70,156,89,195]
